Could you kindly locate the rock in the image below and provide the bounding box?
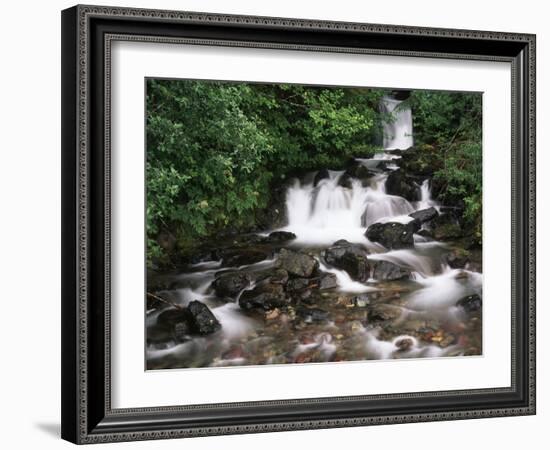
[323,240,370,282]
[368,304,403,322]
[147,324,174,346]
[395,337,414,352]
[255,268,289,285]
[239,282,290,311]
[286,273,337,293]
[314,168,330,186]
[372,260,411,281]
[156,308,187,329]
[186,300,221,335]
[444,248,470,268]
[456,294,482,312]
[385,169,420,202]
[365,222,416,249]
[318,273,338,289]
[296,307,330,323]
[212,272,252,297]
[344,163,375,183]
[286,277,311,292]
[337,173,354,189]
[409,207,438,224]
[264,231,297,243]
[276,248,319,278]
[173,321,192,342]
[221,248,269,267]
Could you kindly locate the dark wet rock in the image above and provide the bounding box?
[156,308,187,329]
[368,304,403,322]
[221,249,269,267]
[456,294,482,312]
[257,182,289,229]
[344,163,375,183]
[409,207,438,224]
[212,272,252,297]
[239,282,290,311]
[147,324,174,346]
[286,277,312,292]
[313,168,330,186]
[264,231,297,243]
[444,248,471,269]
[385,169,420,202]
[186,300,221,335]
[395,337,415,352]
[323,240,370,282]
[416,228,434,239]
[255,268,289,285]
[338,173,354,189]
[398,145,441,177]
[372,260,411,281]
[296,306,330,323]
[276,248,319,278]
[365,222,416,249]
[172,321,191,342]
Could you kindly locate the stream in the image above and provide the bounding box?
[146,98,482,370]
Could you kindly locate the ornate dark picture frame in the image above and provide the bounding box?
[61,4,536,444]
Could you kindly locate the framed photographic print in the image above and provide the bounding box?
[61,4,536,444]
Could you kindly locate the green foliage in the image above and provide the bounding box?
[146,80,385,265]
[407,91,482,242]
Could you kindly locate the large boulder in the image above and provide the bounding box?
[365,222,416,249]
[323,240,370,282]
[187,300,221,335]
[276,248,319,278]
[372,260,411,281]
[212,272,252,297]
[385,169,420,202]
[239,282,290,311]
[409,207,438,224]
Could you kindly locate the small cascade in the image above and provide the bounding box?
[380,95,414,150]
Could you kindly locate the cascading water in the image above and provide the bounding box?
[146,101,482,370]
[380,95,414,149]
[283,170,416,246]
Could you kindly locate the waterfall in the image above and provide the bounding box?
[381,96,413,150]
[283,170,415,246]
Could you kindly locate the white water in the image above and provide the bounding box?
[283,172,417,246]
[381,96,414,150]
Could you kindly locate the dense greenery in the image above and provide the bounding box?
[146,80,386,264]
[405,91,482,242]
[146,80,482,265]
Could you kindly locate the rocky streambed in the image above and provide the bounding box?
[146,148,482,370]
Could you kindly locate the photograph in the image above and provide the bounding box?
[144,79,483,370]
